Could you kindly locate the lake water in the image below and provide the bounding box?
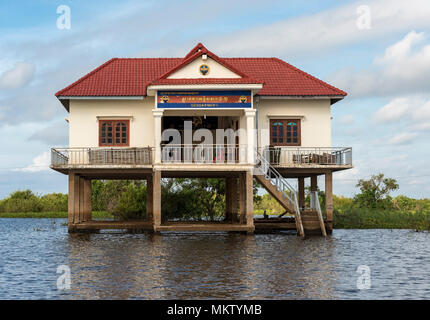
[0,218,429,300]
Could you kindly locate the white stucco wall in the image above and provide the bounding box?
[257,98,332,148]
[167,56,241,79]
[68,96,332,150]
[69,98,155,148]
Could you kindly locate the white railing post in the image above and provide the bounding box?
[245,109,256,165]
[152,109,163,164]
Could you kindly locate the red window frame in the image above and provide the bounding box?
[99,120,130,147]
[270,119,301,146]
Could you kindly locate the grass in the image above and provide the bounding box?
[334,208,430,230]
[0,211,113,219]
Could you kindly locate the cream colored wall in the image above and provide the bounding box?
[257,98,332,148]
[167,56,241,79]
[68,97,332,149]
[69,98,155,148]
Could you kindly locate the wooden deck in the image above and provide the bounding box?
[70,218,328,234]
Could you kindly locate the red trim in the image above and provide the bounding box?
[98,119,130,147]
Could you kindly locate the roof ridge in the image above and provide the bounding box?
[271,57,347,96]
[55,58,118,97]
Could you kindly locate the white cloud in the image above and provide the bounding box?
[387,132,418,145]
[0,62,35,89]
[374,96,430,131]
[13,151,51,172]
[329,31,430,98]
[213,0,430,57]
[374,97,412,123]
[338,114,355,125]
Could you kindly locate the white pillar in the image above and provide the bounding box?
[245,109,256,164]
[153,109,164,164]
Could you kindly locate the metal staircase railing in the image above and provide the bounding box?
[255,151,305,237]
[310,191,327,236]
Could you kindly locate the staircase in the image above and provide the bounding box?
[254,151,327,237]
[254,152,305,237]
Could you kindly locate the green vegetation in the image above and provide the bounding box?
[0,173,429,229]
[0,211,112,219]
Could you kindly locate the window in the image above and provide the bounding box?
[99,120,129,146]
[270,119,301,146]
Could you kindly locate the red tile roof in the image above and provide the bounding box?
[55,44,346,99]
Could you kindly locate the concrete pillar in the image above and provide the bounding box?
[311,176,318,192]
[146,174,153,222]
[239,171,254,233]
[310,176,318,208]
[83,178,92,222]
[153,109,164,164]
[225,177,238,222]
[79,177,85,223]
[68,172,78,232]
[245,109,256,164]
[325,171,333,233]
[152,170,162,231]
[298,177,305,210]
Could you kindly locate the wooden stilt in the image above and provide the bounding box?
[68,172,77,232]
[325,171,333,234]
[79,177,85,223]
[298,177,305,210]
[311,176,317,193]
[239,173,246,224]
[225,177,238,222]
[146,174,153,222]
[245,171,254,233]
[152,170,162,232]
[83,178,92,222]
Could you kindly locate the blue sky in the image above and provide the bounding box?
[1,0,430,198]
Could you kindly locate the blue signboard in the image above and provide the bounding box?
[157,90,252,108]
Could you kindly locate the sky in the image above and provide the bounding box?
[1,0,430,198]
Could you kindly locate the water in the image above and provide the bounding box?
[0,218,429,299]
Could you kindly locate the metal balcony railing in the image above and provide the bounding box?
[51,147,153,166]
[161,144,247,164]
[261,147,352,166]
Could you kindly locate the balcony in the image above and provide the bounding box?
[160,144,247,164]
[51,147,153,168]
[51,146,352,170]
[260,147,352,167]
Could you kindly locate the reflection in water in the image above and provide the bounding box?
[0,219,430,299]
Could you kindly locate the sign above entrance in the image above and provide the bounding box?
[157,90,252,109]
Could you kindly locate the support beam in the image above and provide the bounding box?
[146,174,153,222]
[311,176,317,192]
[152,170,162,231]
[79,177,85,223]
[239,171,254,233]
[225,177,238,222]
[298,177,305,210]
[245,171,254,233]
[68,172,78,232]
[83,178,92,222]
[325,171,333,234]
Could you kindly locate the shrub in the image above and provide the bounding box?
[39,193,68,212]
[0,190,42,213]
[111,182,147,220]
